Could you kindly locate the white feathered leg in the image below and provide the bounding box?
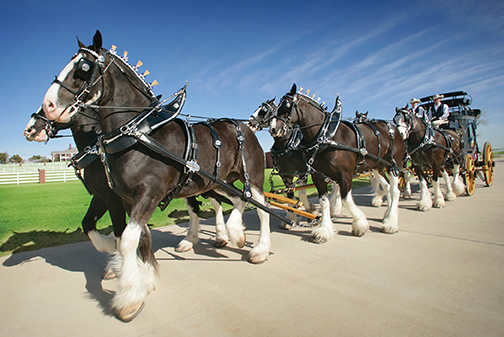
[402,170,412,199]
[299,188,316,213]
[344,190,369,236]
[88,230,116,253]
[432,177,445,208]
[112,222,157,321]
[224,195,246,248]
[371,171,388,207]
[442,169,456,201]
[382,173,399,233]
[175,198,200,252]
[329,182,342,217]
[311,193,335,243]
[451,164,466,196]
[248,186,271,263]
[417,177,432,211]
[210,197,229,247]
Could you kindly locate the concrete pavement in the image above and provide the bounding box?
[1,160,503,336]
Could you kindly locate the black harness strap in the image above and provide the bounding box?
[198,121,223,182]
[158,119,198,211]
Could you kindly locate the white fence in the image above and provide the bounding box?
[0,162,80,185]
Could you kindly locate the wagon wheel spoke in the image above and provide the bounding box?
[463,154,476,196]
[483,142,494,187]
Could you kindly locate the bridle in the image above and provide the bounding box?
[29,109,60,139]
[51,47,108,121]
[248,100,277,131]
[273,93,326,137]
[50,46,158,123]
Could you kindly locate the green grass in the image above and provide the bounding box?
[0,170,370,256]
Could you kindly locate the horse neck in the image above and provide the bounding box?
[296,100,326,142]
[70,112,102,151]
[272,135,290,151]
[408,114,427,144]
[98,55,155,134]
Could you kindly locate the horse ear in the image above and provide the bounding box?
[77,37,86,49]
[290,83,297,95]
[92,30,103,51]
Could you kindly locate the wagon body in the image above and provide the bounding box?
[418,91,494,195]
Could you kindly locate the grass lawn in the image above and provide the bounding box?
[0,170,370,256]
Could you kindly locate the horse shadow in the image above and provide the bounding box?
[0,225,236,317]
[2,230,117,317]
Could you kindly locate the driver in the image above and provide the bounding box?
[429,94,449,127]
[409,98,426,120]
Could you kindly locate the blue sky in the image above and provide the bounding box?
[1,0,503,159]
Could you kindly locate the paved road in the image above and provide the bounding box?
[1,160,503,336]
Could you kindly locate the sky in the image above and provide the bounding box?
[1,0,503,160]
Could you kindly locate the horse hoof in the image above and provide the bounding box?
[117,302,145,322]
[280,223,292,230]
[236,233,246,248]
[351,229,367,237]
[248,252,268,264]
[382,227,398,234]
[103,268,116,280]
[175,244,192,253]
[310,235,328,244]
[214,239,228,248]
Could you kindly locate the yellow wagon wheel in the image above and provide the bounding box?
[463,154,476,196]
[483,142,494,187]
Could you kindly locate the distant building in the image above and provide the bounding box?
[51,144,78,162]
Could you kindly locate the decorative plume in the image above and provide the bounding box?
[123,50,128,61]
[142,70,150,77]
[150,80,159,87]
[110,45,117,54]
[135,60,143,69]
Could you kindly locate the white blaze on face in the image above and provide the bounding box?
[394,114,408,140]
[42,54,83,123]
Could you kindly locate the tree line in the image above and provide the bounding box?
[0,153,51,164]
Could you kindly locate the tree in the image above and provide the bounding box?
[9,154,23,163]
[0,152,7,164]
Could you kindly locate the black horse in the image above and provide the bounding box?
[37,31,271,321]
[270,84,405,243]
[24,107,127,278]
[393,106,465,211]
[248,99,342,228]
[24,98,232,260]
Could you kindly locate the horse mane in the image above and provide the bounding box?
[104,44,158,101]
[296,90,327,111]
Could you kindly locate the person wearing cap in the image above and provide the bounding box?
[409,98,427,120]
[429,94,449,127]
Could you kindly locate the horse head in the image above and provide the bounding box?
[40,30,157,134]
[24,107,62,142]
[355,110,369,123]
[269,84,299,138]
[270,83,328,141]
[41,31,108,124]
[247,98,277,132]
[393,106,413,140]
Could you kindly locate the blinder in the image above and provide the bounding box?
[74,57,95,81]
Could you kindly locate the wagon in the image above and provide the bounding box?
[419,91,494,195]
